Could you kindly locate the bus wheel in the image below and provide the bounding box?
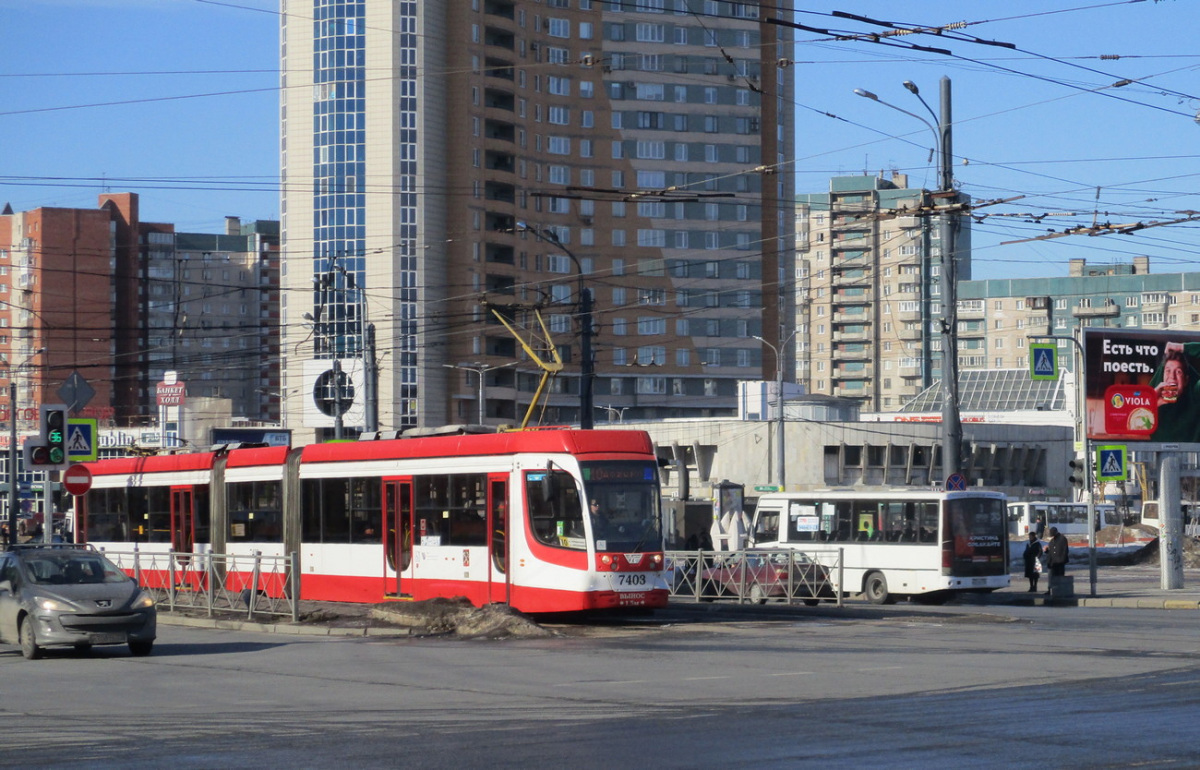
[864,572,894,605]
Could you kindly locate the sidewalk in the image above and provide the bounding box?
[983,563,1200,609]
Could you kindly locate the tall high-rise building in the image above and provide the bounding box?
[796,173,971,412]
[280,1,794,440]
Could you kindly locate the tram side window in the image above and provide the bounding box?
[299,478,351,543]
[348,477,382,543]
[82,488,134,542]
[138,487,172,543]
[525,469,586,550]
[414,473,487,547]
[227,481,284,543]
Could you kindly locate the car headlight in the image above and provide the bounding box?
[131,591,155,610]
[35,596,74,612]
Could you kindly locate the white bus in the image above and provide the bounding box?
[748,490,1009,605]
[1007,501,1109,539]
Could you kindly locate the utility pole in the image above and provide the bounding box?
[856,77,962,479]
[516,222,594,429]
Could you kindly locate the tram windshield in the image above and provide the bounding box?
[525,462,663,554]
[582,461,662,554]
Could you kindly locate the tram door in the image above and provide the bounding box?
[488,477,509,604]
[170,487,195,554]
[383,479,413,597]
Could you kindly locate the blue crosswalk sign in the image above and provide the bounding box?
[1030,343,1058,380]
[1096,445,1127,482]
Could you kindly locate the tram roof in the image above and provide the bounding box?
[298,428,656,464]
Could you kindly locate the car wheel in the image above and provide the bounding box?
[802,598,820,607]
[749,583,768,605]
[129,640,154,657]
[19,617,42,660]
[864,572,894,605]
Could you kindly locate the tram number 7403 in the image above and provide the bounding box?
[617,574,648,587]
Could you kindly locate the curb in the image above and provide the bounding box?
[157,612,414,637]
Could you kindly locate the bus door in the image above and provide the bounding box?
[487,476,509,604]
[383,479,414,597]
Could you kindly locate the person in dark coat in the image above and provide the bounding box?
[1045,526,1069,593]
[1022,531,1044,592]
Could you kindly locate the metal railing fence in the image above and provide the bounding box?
[666,548,845,607]
[100,549,300,622]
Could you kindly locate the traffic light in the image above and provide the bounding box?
[1068,457,1087,490]
[25,405,70,470]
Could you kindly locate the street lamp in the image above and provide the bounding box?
[856,76,963,479]
[7,347,44,548]
[752,332,795,489]
[515,222,594,430]
[443,362,517,426]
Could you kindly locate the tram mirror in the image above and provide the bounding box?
[541,472,557,501]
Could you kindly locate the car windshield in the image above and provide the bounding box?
[22,552,130,586]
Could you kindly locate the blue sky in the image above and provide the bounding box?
[2,0,1198,280]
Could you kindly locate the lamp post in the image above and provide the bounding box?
[752,332,794,489]
[515,222,594,430]
[443,362,517,426]
[7,348,44,548]
[855,76,963,479]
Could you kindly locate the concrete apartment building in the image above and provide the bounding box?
[958,256,1200,372]
[795,173,972,411]
[279,0,795,441]
[152,218,281,425]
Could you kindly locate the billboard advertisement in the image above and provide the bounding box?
[1083,328,1200,444]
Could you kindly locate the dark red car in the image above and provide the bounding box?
[701,550,834,605]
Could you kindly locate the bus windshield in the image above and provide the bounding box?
[582,461,662,554]
[946,496,1008,577]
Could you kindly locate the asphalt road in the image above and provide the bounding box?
[1,600,1197,768]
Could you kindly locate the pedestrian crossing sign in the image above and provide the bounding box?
[1029,343,1058,381]
[1096,445,1127,482]
[66,418,98,462]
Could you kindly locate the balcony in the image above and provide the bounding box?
[483,88,515,113]
[1072,303,1121,319]
[484,118,516,144]
[484,149,515,173]
[485,243,515,265]
[484,0,515,20]
[483,26,515,51]
[484,180,516,204]
[484,57,514,82]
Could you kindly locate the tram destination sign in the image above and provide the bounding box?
[1083,328,1200,446]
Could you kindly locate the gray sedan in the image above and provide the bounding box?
[0,545,156,659]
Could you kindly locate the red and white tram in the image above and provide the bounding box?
[76,428,669,613]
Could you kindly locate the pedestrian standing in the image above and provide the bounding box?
[1022,532,1045,592]
[1045,526,1069,594]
